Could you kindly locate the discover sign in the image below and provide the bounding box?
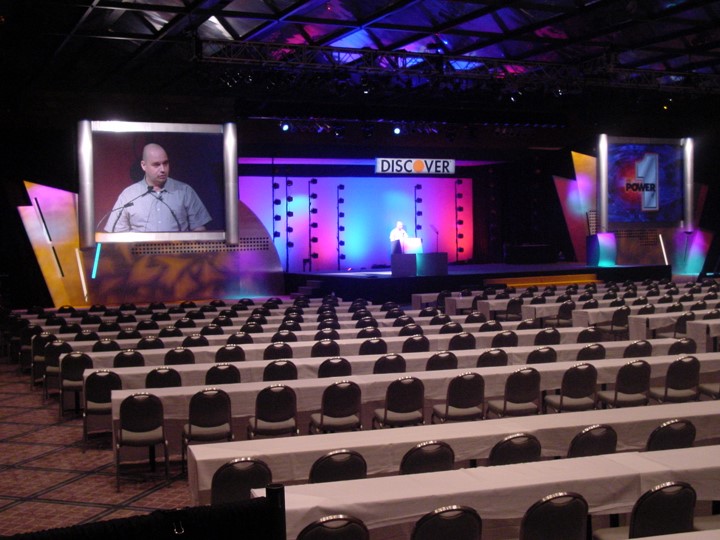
[375,158,455,175]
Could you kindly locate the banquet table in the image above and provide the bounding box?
[629,309,716,341]
[687,319,720,352]
[572,303,681,328]
[188,399,720,505]
[257,445,720,540]
[109,345,717,452]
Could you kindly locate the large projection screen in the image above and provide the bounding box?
[598,135,693,232]
[78,120,238,248]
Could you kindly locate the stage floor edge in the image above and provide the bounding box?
[284,263,673,304]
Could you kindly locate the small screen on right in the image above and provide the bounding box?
[607,141,684,224]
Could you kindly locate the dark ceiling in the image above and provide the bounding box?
[2,0,720,135]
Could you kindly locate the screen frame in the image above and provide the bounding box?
[78,120,238,248]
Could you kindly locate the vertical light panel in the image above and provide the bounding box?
[224,122,239,245]
[597,134,609,232]
[682,137,694,232]
[77,120,95,249]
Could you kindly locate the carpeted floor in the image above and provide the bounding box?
[0,356,192,537]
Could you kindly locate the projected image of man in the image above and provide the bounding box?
[105,143,211,232]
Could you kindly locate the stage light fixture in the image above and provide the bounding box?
[310,208,318,214]
[456,206,464,212]
[273,199,281,205]
[415,184,422,190]
[416,211,423,216]
[272,183,280,189]
[457,219,464,225]
[416,225,422,230]
[339,240,345,246]
[458,247,465,253]
[280,121,291,132]
[273,231,281,238]
[287,227,294,233]
[339,254,346,260]
[286,180,293,187]
[310,222,318,228]
[287,211,294,217]
[338,184,345,190]
[310,193,318,199]
[287,196,294,202]
[415,197,423,203]
[339,226,345,232]
[274,215,281,221]
[457,233,464,239]
[310,178,318,184]
[393,125,401,135]
[456,193,463,199]
[338,198,345,204]
[311,237,318,243]
[456,179,463,185]
[287,242,294,248]
[311,253,319,259]
[338,212,345,218]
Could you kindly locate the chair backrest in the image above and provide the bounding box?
[504,368,540,405]
[576,327,602,344]
[320,380,362,420]
[430,314,452,326]
[442,372,485,412]
[623,339,653,358]
[227,331,254,344]
[664,355,700,393]
[629,481,696,538]
[425,351,458,371]
[476,348,508,368]
[263,341,293,360]
[297,514,369,540]
[638,303,656,314]
[309,450,367,484]
[668,337,697,355]
[354,316,377,329]
[519,492,588,540]
[516,319,539,330]
[397,324,423,337]
[262,360,298,381]
[439,322,463,335]
[465,310,486,323]
[611,305,631,325]
[615,359,651,395]
[210,458,272,505]
[582,299,599,309]
[45,339,73,367]
[674,311,696,334]
[272,329,298,343]
[205,363,241,385]
[560,362,597,400]
[158,326,183,338]
[491,330,518,348]
[534,327,560,346]
[385,377,424,414]
[358,338,387,355]
[254,384,297,423]
[402,334,430,353]
[84,369,122,407]
[215,344,246,363]
[418,307,439,318]
[373,354,406,374]
[526,346,557,364]
[400,440,455,475]
[448,332,476,350]
[136,336,165,350]
[61,351,93,382]
[315,328,340,341]
[164,347,195,365]
[119,392,164,434]
[488,433,541,466]
[478,320,502,332]
[318,357,352,378]
[92,338,121,352]
[576,342,605,361]
[188,388,232,429]
[566,424,617,458]
[75,329,100,342]
[311,339,341,358]
[145,367,181,388]
[646,418,696,451]
[182,334,210,347]
[393,315,416,328]
[113,350,145,368]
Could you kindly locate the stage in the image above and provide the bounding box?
[284,262,672,304]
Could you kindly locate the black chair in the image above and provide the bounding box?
[526,346,557,364]
[372,376,425,428]
[566,424,617,458]
[158,326,183,338]
[478,320,503,332]
[311,339,341,358]
[439,322,463,334]
[271,329,297,343]
[314,327,340,341]
[227,331,254,345]
[490,330,518,348]
[205,363,241,385]
[200,323,224,336]
[648,355,700,403]
[399,440,455,475]
[83,369,121,447]
[402,334,430,353]
[210,458,272,505]
[543,362,597,413]
[136,336,165,350]
[92,338,121,353]
[520,492,588,540]
[58,351,93,419]
[113,349,145,368]
[487,433,541,466]
[182,334,210,347]
[411,506,482,540]
[425,351,458,371]
[476,348,508,368]
[263,341,293,360]
[593,482,696,539]
[533,327,560,345]
[448,332,476,350]
[596,359,651,408]
[308,380,362,434]
[215,344,246,363]
[262,359,297,381]
[357,326,383,339]
[645,418,696,451]
[576,326,603,343]
[145,367,181,388]
[297,514,369,540]
[486,367,540,417]
[668,337,697,355]
[358,338,387,355]
[372,353,406,374]
[247,384,298,439]
[317,357,352,378]
[622,339,652,358]
[576,342,606,361]
[308,450,367,484]
[180,388,233,473]
[163,347,195,365]
[432,371,485,423]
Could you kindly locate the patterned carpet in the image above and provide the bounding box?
[0,357,192,537]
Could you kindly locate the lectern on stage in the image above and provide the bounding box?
[391,238,448,277]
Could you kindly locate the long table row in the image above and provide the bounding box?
[267,445,720,539]
[188,399,720,505]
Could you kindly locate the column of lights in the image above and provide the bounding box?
[336,184,346,271]
[285,178,294,273]
[272,180,281,241]
[414,184,423,237]
[455,178,464,261]
[308,178,319,271]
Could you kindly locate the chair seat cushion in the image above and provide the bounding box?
[85,400,111,414]
[182,423,232,441]
[120,426,165,446]
[648,387,698,403]
[486,399,538,416]
[373,408,423,427]
[544,394,595,412]
[597,390,648,407]
[61,379,84,390]
[592,525,630,540]
[431,404,484,421]
[309,413,361,431]
[248,416,297,435]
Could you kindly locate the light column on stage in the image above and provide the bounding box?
[455,178,465,262]
[285,178,294,272]
[414,183,423,239]
[336,184,346,271]
[307,178,319,271]
[272,180,282,243]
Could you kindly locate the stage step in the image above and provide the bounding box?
[484,272,600,289]
[290,279,326,299]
